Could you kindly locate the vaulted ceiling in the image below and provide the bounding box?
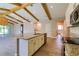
[0,3,69,24]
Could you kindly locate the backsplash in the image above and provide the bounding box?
[70,26,79,37]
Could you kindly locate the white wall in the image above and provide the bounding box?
[14,24,21,35]
[32,20,57,38]
[13,22,34,35]
[41,23,46,33]
[51,19,57,38]
[13,19,57,38]
[23,22,34,34]
[42,20,57,38]
[45,22,52,37]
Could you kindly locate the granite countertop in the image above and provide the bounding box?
[16,33,45,40]
[65,43,79,56]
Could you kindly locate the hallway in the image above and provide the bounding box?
[34,35,64,56]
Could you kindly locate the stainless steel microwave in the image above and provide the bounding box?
[70,5,79,25]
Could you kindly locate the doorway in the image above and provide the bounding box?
[0,23,16,56]
[56,20,64,41]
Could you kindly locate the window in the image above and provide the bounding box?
[58,25,63,30]
[0,25,8,34]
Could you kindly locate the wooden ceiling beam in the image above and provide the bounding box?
[13,12,30,22]
[11,3,39,21]
[10,3,31,22]
[0,3,31,17]
[0,8,10,11]
[11,3,22,6]
[8,20,18,24]
[5,18,18,24]
[6,15,23,23]
[41,3,52,20]
[11,3,31,8]
[24,8,39,21]
[0,8,30,22]
[8,22,14,25]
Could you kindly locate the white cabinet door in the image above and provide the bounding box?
[19,39,28,56]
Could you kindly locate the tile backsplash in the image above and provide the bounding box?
[70,26,79,37]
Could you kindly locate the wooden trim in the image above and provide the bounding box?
[24,8,39,21]
[21,24,24,36]
[6,15,23,23]
[41,3,52,20]
[44,33,47,44]
[17,38,19,56]
[13,12,30,22]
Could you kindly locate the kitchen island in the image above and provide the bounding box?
[17,33,47,56]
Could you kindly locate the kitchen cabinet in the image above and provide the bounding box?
[17,33,47,56]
